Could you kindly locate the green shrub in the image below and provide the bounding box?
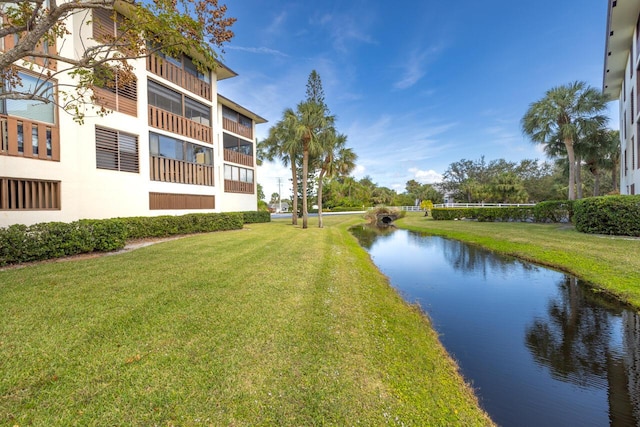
[240,210,271,223]
[574,195,640,236]
[431,207,534,222]
[0,212,247,266]
[533,200,574,223]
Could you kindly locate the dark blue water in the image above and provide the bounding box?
[350,225,640,427]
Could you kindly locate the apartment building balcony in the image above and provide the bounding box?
[150,155,214,186]
[223,149,253,167]
[148,105,212,144]
[0,114,60,161]
[224,180,254,194]
[222,116,253,139]
[147,55,211,101]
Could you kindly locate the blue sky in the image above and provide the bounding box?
[217,0,615,199]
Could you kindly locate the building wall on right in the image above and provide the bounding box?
[603,0,640,195]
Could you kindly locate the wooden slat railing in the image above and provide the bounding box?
[148,105,212,144]
[150,155,214,186]
[146,55,211,100]
[224,179,254,194]
[0,115,60,161]
[222,117,253,139]
[149,192,215,210]
[0,177,61,210]
[223,149,253,167]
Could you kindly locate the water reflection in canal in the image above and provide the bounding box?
[350,225,640,427]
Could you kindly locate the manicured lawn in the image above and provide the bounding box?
[0,214,493,426]
[399,213,640,310]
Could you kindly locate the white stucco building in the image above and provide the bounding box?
[603,0,640,194]
[0,6,265,227]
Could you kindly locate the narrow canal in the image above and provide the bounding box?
[350,225,640,427]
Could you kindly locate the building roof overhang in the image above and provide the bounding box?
[603,0,640,100]
[218,94,268,125]
[113,0,237,81]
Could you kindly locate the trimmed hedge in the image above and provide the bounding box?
[432,201,575,223]
[0,220,128,266]
[533,200,574,223]
[0,211,270,267]
[574,195,640,236]
[431,207,534,222]
[240,210,271,224]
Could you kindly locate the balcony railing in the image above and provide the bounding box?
[224,179,254,194]
[150,155,214,186]
[0,115,60,161]
[147,55,211,101]
[223,149,253,167]
[148,105,212,144]
[222,117,253,140]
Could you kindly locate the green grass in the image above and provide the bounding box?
[0,215,493,426]
[399,213,640,309]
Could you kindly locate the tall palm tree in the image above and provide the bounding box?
[316,133,357,228]
[292,101,334,228]
[522,81,607,200]
[258,108,301,225]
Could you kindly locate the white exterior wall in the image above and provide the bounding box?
[0,10,261,227]
[620,33,640,195]
[604,0,640,195]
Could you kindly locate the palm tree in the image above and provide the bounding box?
[522,81,607,200]
[258,108,301,225]
[292,101,334,228]
[316,133,356,228]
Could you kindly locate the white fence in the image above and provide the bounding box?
[433,203,535,208]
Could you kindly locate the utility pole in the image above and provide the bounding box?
[277,177,282,213]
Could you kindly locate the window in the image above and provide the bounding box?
[1,72,55,123]
[148,80,210,124]
[224,164,254,183]
[149,132,212,164]
[96,127,139,173]
[148,80,182,115]
[184,56,210,83]
[185,97,211,126]
[223,133,253,156]
[222,106,252,128]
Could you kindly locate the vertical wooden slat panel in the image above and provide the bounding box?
[38,123,47,160]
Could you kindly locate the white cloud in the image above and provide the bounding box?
[226,46,289,57]
[393,45,444,90]
[408,167,443,184]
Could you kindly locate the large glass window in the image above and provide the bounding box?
[223,133,253,156]
[1,73,55,123]
[148,80,210,124]
[222,106,252,127]
[148,80,182,115]
[185,97,211,126]
[224,164,254,183]
[149,132,212,165]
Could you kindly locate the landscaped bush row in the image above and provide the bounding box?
[431,201,575,223]
[0,211,269,266]
[239,210,271,224]
[431,207,534,222]
[574,195,640,236]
